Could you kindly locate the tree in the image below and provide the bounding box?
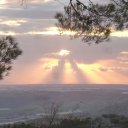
[20,0,128,44]
[43,103,61,128]
[55,0,128,44]
[0,36,22,79]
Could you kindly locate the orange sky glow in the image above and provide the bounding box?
[3,49,127,85]
[0,0,128,85]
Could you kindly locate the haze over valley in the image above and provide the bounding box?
[0,84,128,124]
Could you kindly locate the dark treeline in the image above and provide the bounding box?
[1,114,128,128]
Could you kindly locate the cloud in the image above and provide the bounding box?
[0,31,16,35]
[120,51,128,55]
[25,27,128,37]
[117,51,128,64]
[1,26,128,38]
[1,0,54,5]
[0,19,27,27]
[111,31,128,38]
[42,50,71,79]
[40,50,90,83]
[25,27,75,36]
[1,48,128,84]
[0,0,128,85]
[30,0,53,3]
[99,67,108,72]
[99,66,128,72]
[98,51,128,73]
[0,26,67,36]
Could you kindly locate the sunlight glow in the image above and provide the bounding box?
[26,27,75,36]
[0,31,16,36]
[29,27,128,37]
[28,0,53,3]
[9,49,128,84]
[77,63,108,83]
[59,49,71,56]
[1,20,27,27]
[111,30,128,37]
[64,62,73,71]
[40,58,58,70]
[62,62,79,84]
[0,0,6,5]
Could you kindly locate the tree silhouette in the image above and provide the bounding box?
[0,36,22,79]
[20,0,128,43]
[55,0,128,43]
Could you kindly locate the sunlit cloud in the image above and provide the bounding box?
[97,51,128,72]
[0,0,55,9]
[2,0,54,4]
[111,30,128,37]
[59,49,71,56]
[42,49,71,59]
[1,25,128,37]
[0,0,6,5]
[99,66,128,72]
[120,51,128,55]
[25,27,75,36]
[77,58,128,84]
[0,0,8,9]
[23,0,54,3]
[0,31,16,36]
[40,58,58,70]
[30,0,53,3]
[0,19,27,27]
[25,27,128,38]
[117,51,128,64]
[77,63,108,84]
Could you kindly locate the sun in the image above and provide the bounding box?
[59,49,71,56]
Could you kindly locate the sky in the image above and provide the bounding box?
[0,0,128,85]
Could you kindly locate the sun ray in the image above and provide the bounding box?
[78,63,107,84]
[62,62,79,84]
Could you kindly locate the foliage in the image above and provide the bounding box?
[2,123,35,128]
[0,36,22,79]
[2,114,128,128]
[55,0,128,44]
